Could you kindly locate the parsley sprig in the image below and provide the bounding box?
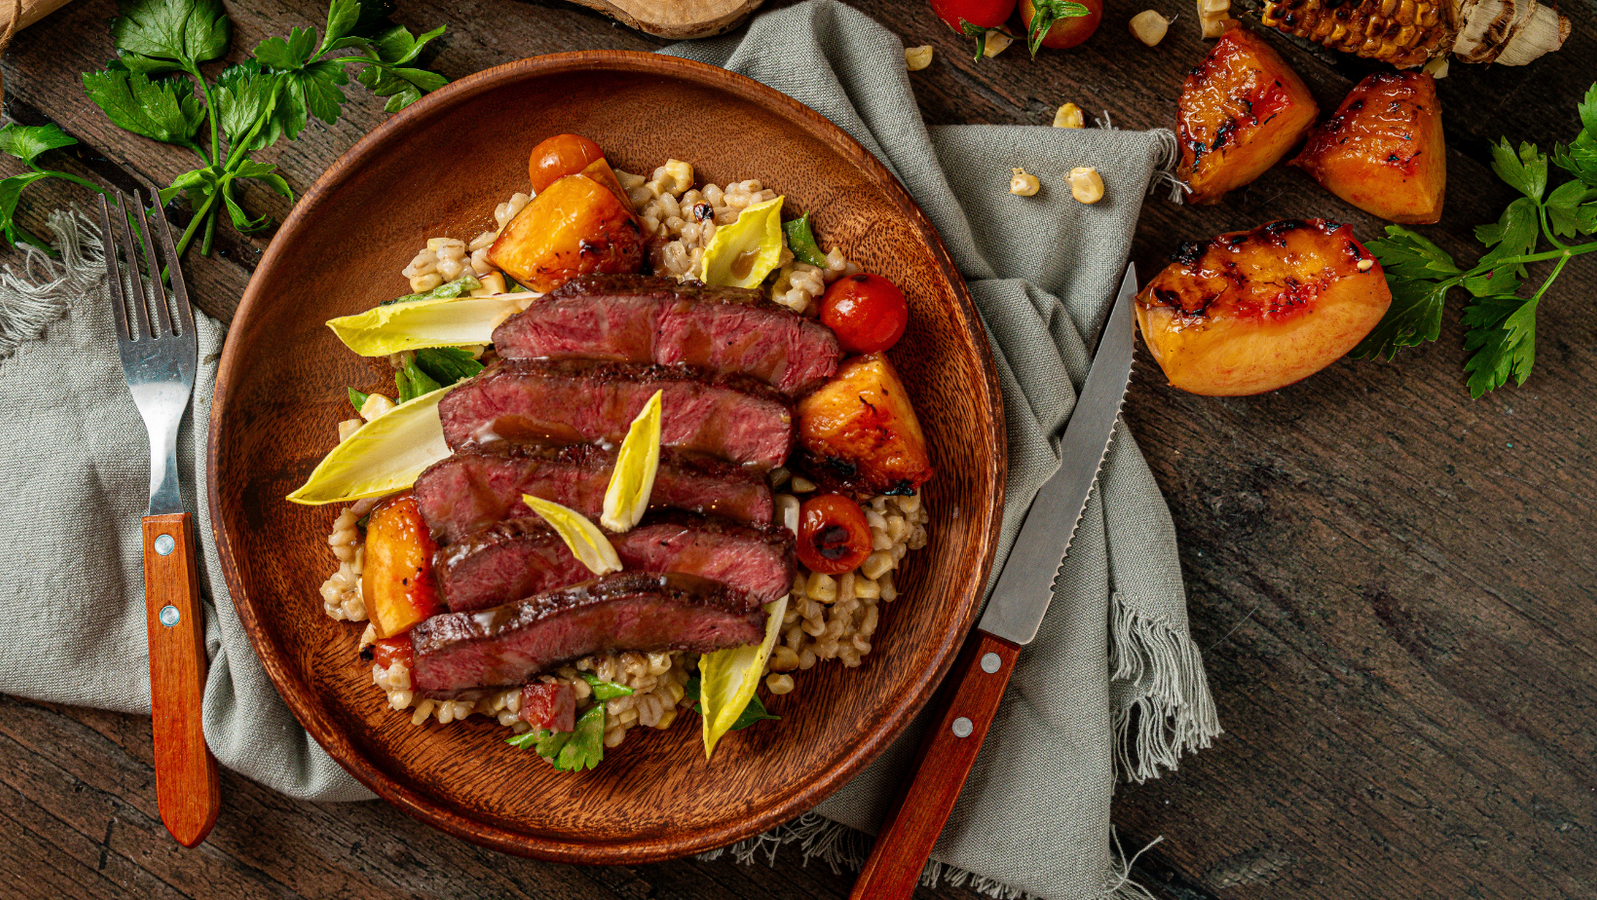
[1354,82,1597,398]
[0,0,445,259]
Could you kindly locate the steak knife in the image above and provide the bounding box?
[849,263,1140,900]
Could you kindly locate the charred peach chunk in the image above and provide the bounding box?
[797,353,933,496]
[362,492,444,639]
[1292,72,1445,225]
[488,173,645,292]
[1135,219,1392,396]
[1178,23,1318,205]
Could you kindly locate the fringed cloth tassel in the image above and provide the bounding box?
[1110,591,1222,784]
[0,208,104,364]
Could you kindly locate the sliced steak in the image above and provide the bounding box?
[411,572,765,694]
[439,358,794,469]
[414,444,773,545]
[492,274,842,396]
[437,511,796,612]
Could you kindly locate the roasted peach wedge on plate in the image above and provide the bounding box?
[1293,71,1446,224]
[1178,23,1318,205]
[1136,219,1393,396]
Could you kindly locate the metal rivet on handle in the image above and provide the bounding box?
[981,652,1001,674]
[154,534,175,556]
[952,717,973,738]
[159,605,180,627]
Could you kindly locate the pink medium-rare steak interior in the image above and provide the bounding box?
[437,359,795,469]
[493,274,842,396]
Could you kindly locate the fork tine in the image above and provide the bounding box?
[98,194,133,342]
[131,190,174,338]
[111,190,152,341]
[146,190,195,338]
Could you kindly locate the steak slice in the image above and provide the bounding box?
[414,444,773,545]
[437,511,796,612]
[439,358,794,469]
[411,572,765,694]
[492,274,842,396]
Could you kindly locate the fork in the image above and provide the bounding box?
[98,190,221,848]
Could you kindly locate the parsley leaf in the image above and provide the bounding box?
[0,173,54,250]
[81,64,205,149]
[111,0,231,70]
[579,672,634,701]
[1473,196,1540,279]
[506,704,607,772]
[348,387,369,412]
[0,124,78,165]
[1490,139,1548,201]
[1462,295,1537,398]
[1352,276,1451,361]
[1544,181,1597,238]
[684,675,781,731]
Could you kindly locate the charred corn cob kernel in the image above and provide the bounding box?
[1198,0,1234,37]
[1067,167,1105,204]
[1130,10,1171,44]
[905,45,934,70]
[1259,0,1566,67]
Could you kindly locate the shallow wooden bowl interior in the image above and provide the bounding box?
[210,51,1004,863]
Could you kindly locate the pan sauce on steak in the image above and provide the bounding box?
[492,274,842,396]
[410,572,766,695]
[438,358,795,470]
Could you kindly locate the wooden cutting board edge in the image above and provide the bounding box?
[567,0,768,40]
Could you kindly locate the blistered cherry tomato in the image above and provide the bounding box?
[528,134,604,193]
[1019,0,1102,50]
[929,0,1016,32]
[369,634,414,671]
[820,273,909,354]
[796,494,874,575]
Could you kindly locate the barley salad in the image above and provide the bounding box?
[297,134,933,771]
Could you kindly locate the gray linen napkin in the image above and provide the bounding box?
[0,2,1219,896]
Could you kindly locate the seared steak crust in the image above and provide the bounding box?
[437,511,796,612]
[438,358,795,469]
[413,444,774,545]
[492,274,842,396]
[410,572,766,694]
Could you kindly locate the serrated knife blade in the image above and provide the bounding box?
[850,262,1141,900]
[978,261,1139,645]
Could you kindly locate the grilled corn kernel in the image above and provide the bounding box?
[1009,168,1041,196]
[983,30,1013,57]
[905,45,934,70]
[1067,166,1105,204]
[358,393,395,422]
[1130,10,1171,45]
[766,673,795,695]
[471,271,507,295]
[337,418,363,442]
[1053,102,1086,128]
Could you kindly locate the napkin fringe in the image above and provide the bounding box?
[0,207,101,364]
[1109,593,1222,784]
[1144,128,1190,205]
[699,814,1166,900]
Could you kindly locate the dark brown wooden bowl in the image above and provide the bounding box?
[208,50,1005,863]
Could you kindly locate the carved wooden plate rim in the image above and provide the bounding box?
[209,50,1006,863]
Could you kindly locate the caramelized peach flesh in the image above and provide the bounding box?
[1293,72,1446,225]
[1178,23,1319,205]
[797,353,933,496]
[362,493,443,639]
[488,173,645,292]
[1136,219,1392,396]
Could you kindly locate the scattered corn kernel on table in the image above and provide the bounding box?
[2,0,1593,897]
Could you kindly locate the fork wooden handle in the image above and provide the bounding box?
[143,512,220,848]
[849,631,1022,900]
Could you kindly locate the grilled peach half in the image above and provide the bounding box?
[796,353,933,496]
[363,492,444,639]
[1292,72,1446,224]
[1136,219,1391,396]
[1178,23,1319,205]
[489,173,645,292]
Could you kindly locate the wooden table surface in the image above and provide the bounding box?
[2,0,1593,898]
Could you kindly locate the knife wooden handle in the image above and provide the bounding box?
[849,630,1021,900]
[143,513,220,848]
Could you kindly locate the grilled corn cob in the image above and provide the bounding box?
[1260,0,1568,67]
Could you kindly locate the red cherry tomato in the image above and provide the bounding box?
[820,273,909,354]
[1019,0,1102,51]
[796,494,874,575]
[929,0,1017,31]
[528,134,605,193]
